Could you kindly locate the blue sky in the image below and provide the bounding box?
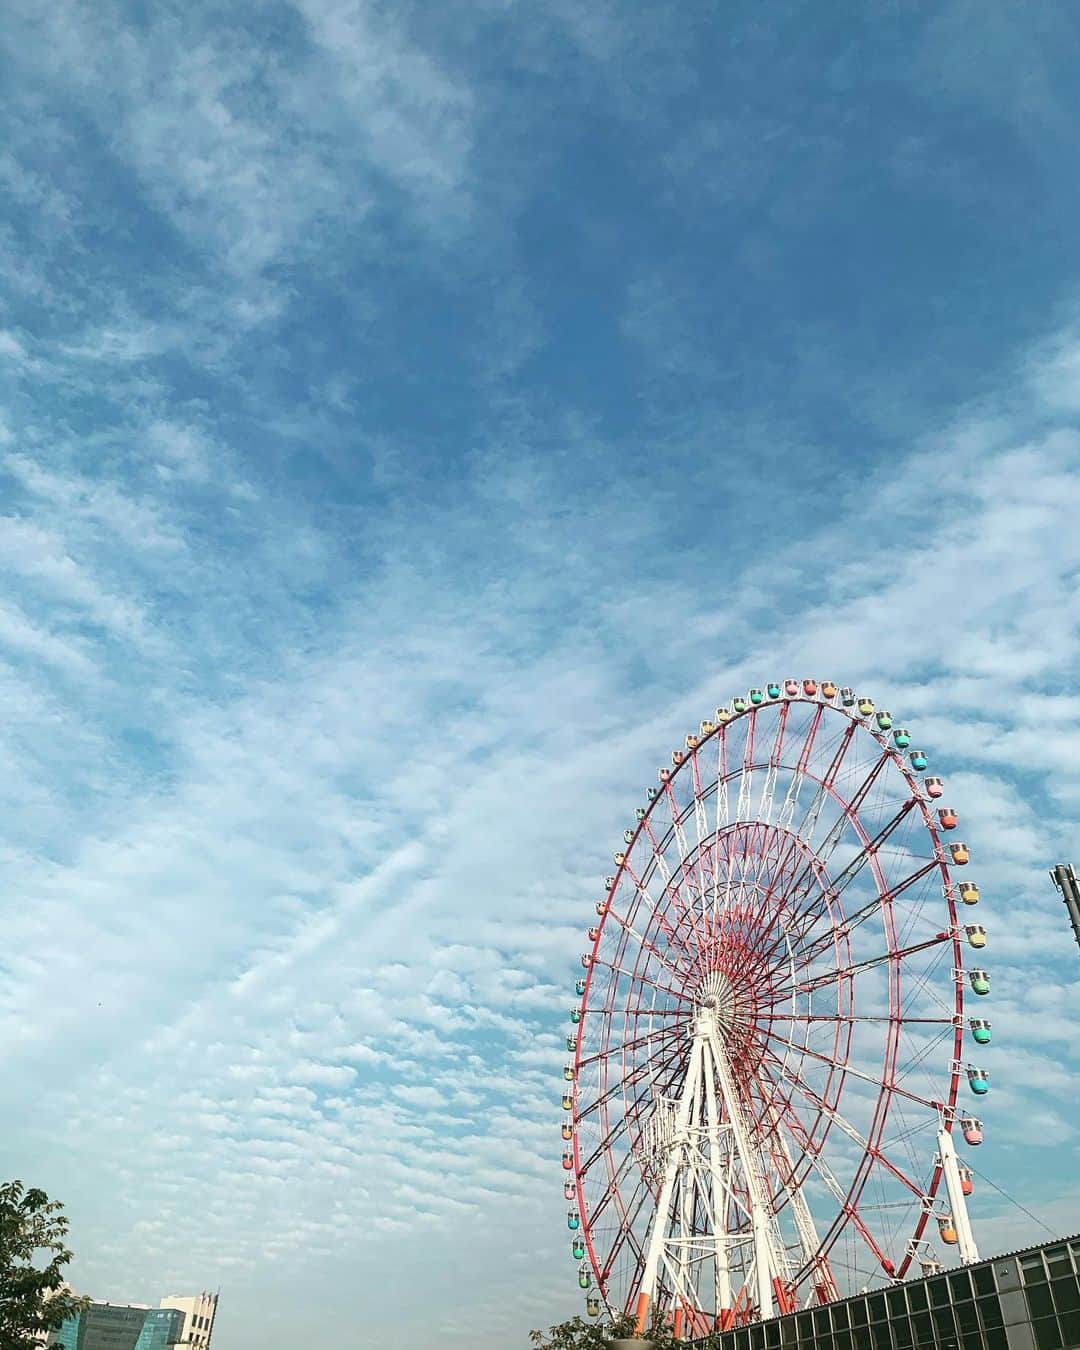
[1,1,1079,1346]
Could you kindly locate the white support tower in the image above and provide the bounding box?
[633,990,825,1335]
[937,1125,980,1265]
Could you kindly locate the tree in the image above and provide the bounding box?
[0,1181,88,1350]
[529,1309,715,1349]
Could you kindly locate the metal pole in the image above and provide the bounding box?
[1049,864,1080,952]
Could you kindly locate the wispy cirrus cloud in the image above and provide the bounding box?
[3,3,1080,1347]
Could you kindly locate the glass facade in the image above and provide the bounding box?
[135,1309,184,1350]
[51,1304,183,1350]
[689,1235,1080,1350]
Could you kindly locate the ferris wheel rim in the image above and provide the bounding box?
[565,688,982,1319]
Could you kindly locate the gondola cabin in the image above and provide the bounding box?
[910,749,929,770]
[567,1209,580,1230]
[588,926,600,941]
[575,978,586,995]
[893,728,911,749]
[857,697,874,716]
[959,1166,974,1197]
[564,1181,577,1200]
[960,882,980,905]
[767,683,782,699]
[562,1121,574,1141]
[784,679,799,696]
[562,1151,574,1170]
[569,1008,582,1024]
[949,842,970,865]
[965,924,986,950]
[876,710,893,730]
[969,969,990,995]
[841,687,855,706]
[925,775,944,797]
[970,1018,992,1045]
[572,1238,585,1260]
[938,1217,959,1245]
[749,688,764,705]
[578,1266,592,1289]
[961,1117,983,1146]
[732,697,747,714]
[938,807,959,830]
[587,1296,600,1318]
[562,1093,574,1111]
[967,1066,990,1095]
[803,679,818,696]
[685,733,699,750]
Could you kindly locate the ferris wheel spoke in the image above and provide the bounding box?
[578,1023,681,1074]
[758,1025,941,1114]
[782,858,943,974]
[747,1061,897,1278]
[588,955,694,1003]
[774,701,824,833]
[755,699,791,828]
[778,748,895,918]
[773,931,950,1001]
[752,1047,927,1203]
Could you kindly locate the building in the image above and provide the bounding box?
[158,1293,218,1350]
[51,1303,184,1350]
[688,1233,1080,1350]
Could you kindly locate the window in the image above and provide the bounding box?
[977,1295,1003,1329]
[973,1266,996,1297]
[949,1271,972,1299]
[886,1288,906,1318]
[850,1299,868,1327]
[832,1303,850,1329]
[907,1284,928,1312]
[1047,1248,1074,1279]
[1051,1276,1080,1314]
[955,1301,980,1333]
[1022,1254,1049,1285]
[867,1293,887,1323]
[1059,1309,1080,1348]
[1032,1315,1063,1350]
[930,1278,952,1307]
[1027,1283,1055,1319]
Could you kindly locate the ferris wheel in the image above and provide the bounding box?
[561,681,993,1336]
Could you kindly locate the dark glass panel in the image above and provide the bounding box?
[907,1284,928,1312]
[1027,1283,1055,1319]
[832,1304,850,1330]
[956,1300,980,1332]
[850,1300,868,1327]
[1051,1276,1080,1314]
[1058,1309,1080,1348]
[1033,1315,1063,1350]
[977,1295,1003,1329]
[930,1278,953,1307]
[983,1328,1007,1350]
[868,1293,887,1323]
[950,1271,973,1298]
[973,1266,996,1297]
